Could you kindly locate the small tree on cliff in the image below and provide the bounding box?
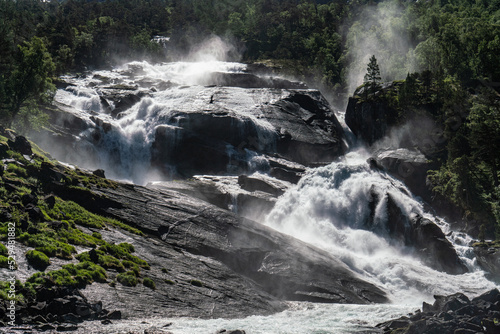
[363,55,381,99]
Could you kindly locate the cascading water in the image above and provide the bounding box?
[51,61,279,184]
[46,58,499,333]
[264,150,497,304]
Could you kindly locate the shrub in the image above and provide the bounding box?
[117,272,138,287]
[143,277,155,290]
[26,249,50,270]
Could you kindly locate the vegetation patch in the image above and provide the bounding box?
[143,277,156,290]
[117,271,138,287]
[27,262,107,289]
[26,249,50,270]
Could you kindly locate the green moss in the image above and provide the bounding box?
[122,260,140,276]
[143,277,155,290]
[117,271,138,287]
[0,255,10,269]
[99,243,149,269]
[18,232,75,259]
[0,280,25,302]
[161,268,168,274]
[164,279,175,285]
[6,163,28,178]
[0,243,7,256]
[25,249,50,270]
[189,279,203,287]
[27,261,107,289]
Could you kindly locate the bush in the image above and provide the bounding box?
[26,249,50,270]
[117,272,138,287]
[143,277,155,290]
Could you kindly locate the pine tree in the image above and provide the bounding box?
[364,55,381,98]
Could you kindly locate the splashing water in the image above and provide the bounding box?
[264,150,497,304]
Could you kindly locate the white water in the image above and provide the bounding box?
[264,150,497,304]
[78,303,416,333]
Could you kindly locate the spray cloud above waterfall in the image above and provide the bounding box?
[344,0,420,94]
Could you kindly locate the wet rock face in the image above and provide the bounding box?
[150,88,346,177]
[50,181,388,319]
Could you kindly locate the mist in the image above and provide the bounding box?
[344,0,420,94]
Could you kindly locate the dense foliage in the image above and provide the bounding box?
[0,0,499,236]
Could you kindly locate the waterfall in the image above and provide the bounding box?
[264,150,497,304]
[51,61,278,184]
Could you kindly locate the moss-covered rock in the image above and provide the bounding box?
[26,249,50,270]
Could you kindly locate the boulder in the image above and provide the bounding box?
[365,193,467,275]
[473,245,500,283]
[8,136,32,155]
[345,96,398,146]
[374,148,436,202]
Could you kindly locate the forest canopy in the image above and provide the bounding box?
[0,0,499,238]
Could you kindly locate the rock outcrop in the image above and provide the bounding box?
[376,289,500,334]
[345,96,398,146]
[365,191,467,275]
[474,244,500,283]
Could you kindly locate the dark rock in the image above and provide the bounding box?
[238,174,285,196]
[44,195,56,209]
[101,319,112,325]
[217,330,246,334]
[473,288,500,304]
[106,310,122,320]
[76,182,388,320]
[377,289,500,334]
[92,169,106,178]
[482,318,500,334]
[374,148,436,202]
[366,192,466,275]
[37,323,56,331]
[31,314,48,324]
[473,246,500,283]
[345,97,398,146]
[56,324,79,331]
[61,313,82,324]
[0,143,9,159]
[433,293,470,313]
[25,203,44,222]
[8,136,32,155]
[47,298,72,315]
[453,329,477,334]
[413,217,468,275]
